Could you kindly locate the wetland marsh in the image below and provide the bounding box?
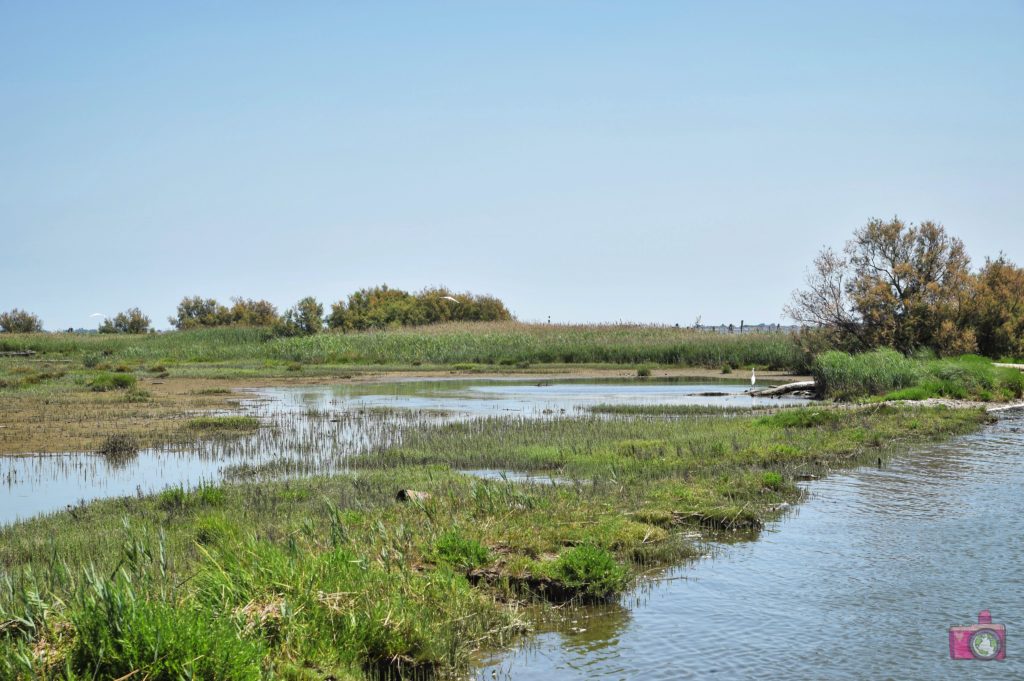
[0,329,1017,679]
[1,377,806,524]
[0,365,992,679]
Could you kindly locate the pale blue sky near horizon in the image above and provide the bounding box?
[2,1,1022,330]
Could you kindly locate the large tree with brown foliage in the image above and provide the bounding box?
[966,255,1024,359]
[787,217,976,355]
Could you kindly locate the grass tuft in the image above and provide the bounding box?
[185,416,260,432]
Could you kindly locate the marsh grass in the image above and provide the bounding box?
[122,387,151,403]
[0,323,805,371]
[540,545,628,601]
[0,398,988,678]
[814,349,1024,401]
[88,372,136,392]
[586,404,759,416]
[185,415,261,432]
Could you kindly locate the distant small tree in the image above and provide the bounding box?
[169,296,231,330]
[277,296,323,336]
[99,307,151,334]
[327,284,513,331]
[326,299,349,330]
[229,298,280,326]
[0,308,43,333]
[332,285,418,331]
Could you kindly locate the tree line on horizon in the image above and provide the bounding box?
[0,285,513,336]
[5,220,1024,362]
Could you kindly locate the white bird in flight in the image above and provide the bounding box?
[440,296,460,303]
[89,313,107,319]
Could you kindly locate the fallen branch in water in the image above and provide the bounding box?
[750,380,817,397]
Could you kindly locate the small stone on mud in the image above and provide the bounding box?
[396,489,431,502]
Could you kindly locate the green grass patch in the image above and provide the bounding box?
[185,415,260,432]
[433,530,492,570]
[541,545,628,601]
[88,372,137,392]
[813,350,1024,402]
[0,323,806,371]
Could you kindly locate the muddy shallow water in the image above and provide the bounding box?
[0,377,799,525]
[476,410,1024,680]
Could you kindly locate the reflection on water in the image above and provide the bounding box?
[477,410,1024,680]
[0,378,802,525]
[326,376,801,416]
[460,469,573,485]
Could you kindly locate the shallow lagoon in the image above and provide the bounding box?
[0,377,801,524]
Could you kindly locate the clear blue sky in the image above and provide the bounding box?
[2,1,1022,330]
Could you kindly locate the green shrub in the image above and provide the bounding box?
[761,471,784,490]
[637,366,652,378]
[547,545,627,600]
[433,530,491,570]
[123,387,151,403]
[89,373,137,392]
[97,434,140,462]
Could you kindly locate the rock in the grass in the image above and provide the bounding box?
[395,489,431,503]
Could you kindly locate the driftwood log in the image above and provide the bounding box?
[395,489,431,503]
[750,380,817,397]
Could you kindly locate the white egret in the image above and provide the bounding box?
[750,368,757,410]
[440,296,460,303]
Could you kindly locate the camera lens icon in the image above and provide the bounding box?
[969,628,1002,660]
[949,610,1006,661]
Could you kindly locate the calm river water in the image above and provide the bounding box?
[477,409,1024,680]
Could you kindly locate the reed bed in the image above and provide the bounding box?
[813,349,1024,401]
[0,323,805,371]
